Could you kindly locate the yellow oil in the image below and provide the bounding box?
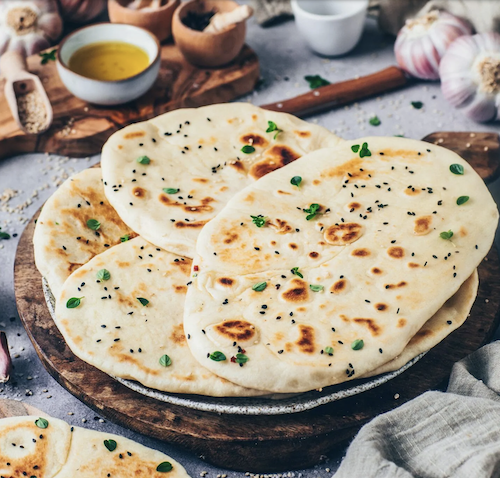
[68,41,150,81]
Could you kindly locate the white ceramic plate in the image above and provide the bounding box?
[43,278,425,415]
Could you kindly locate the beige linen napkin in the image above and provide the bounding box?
[335,341,500,478]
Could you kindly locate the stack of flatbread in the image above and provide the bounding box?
[0,414,190,477]
[33,103,498,397]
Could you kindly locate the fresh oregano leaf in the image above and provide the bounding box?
[252,281,267,292]
[97,269,110,281]
[66,297,82,309]
[159,355,172,367]
[104,439,117,452]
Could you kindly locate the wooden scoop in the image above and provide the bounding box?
[0,50,53,135]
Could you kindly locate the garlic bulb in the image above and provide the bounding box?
[440,33,500,122]
[57,0,107,24]
[395,10,472,80]
[0,0,62,57]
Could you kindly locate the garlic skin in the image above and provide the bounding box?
[395,10,472,80]
[440,33,500,122]
[0,0,62,57]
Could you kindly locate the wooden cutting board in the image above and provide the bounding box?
[0,42,259,160]
[13,132,500,472]
[0,399,43,419]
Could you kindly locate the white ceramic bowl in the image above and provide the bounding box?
[291,0,368,57]
[57,23,161,106]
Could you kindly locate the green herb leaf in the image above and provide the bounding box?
[235,353,249,364]
[86,219,101,231]
[104,439,117,452]
[0,230,10,240]
[351,144,360,153]
[97,269,110,281]
[359,142,372,158]
[266,121,278,133]
[411,101,424,109]
[450,164,464,175]
[290,176,302,188]
[324,346,334,356]
[209,351,226,362]
[304,203,321,221]
[250,215,267,228]
[304,75,330,89]
[157,462,173,473]
[241,145,256,154]
[456,196,469,205]
[163,188,179,194]
[369,116,381,126]
[309,284,324,292]
[351,339,364,351]
[252,281,267,292]
[137,297,149,306]
[291,267,303,279]
[35,417,49,429]
[440,230,454,240]
[266,121,282,139]
[39,49,57,65]
[66,297,83,309]
[159,354,172,367]
[120,235,130,242]
[394,134,405,137]
[136,155,150,165]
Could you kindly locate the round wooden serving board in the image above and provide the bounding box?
[14,135,500,472]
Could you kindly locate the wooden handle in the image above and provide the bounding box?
[0,51,28,81]
[261,66,408,117]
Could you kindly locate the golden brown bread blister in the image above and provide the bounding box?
[33,168,136,299]
[184,137,498,393]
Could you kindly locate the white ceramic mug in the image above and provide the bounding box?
[291,0,369,56]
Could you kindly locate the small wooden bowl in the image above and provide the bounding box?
[108,0,180,42]
[172,0,246,68]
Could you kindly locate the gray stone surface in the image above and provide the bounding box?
[0,14,499,477]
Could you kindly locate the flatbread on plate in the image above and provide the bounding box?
[33,168,136,299]
[100,103,341,258]
[55,237,265,397]
[363,269,478,377]
[184,137,497,393]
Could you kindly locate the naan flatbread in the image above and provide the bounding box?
[55,237,264,397]
[364,270,478,377]
[34,168,136,299]
[0,415,71,478]
[0,415,190,478]
[56,425,190,478]
[184,137,498,393]
[100,103,341,258]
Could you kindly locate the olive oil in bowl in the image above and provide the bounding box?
[68,41,150,81]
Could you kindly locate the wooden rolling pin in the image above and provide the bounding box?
[261,66,408,117]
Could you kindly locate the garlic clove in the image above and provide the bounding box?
[0,332,12,383]
[440,32,500,122]
[37,12,63,42]
[461,92,499,123]
[395,10,472,80]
